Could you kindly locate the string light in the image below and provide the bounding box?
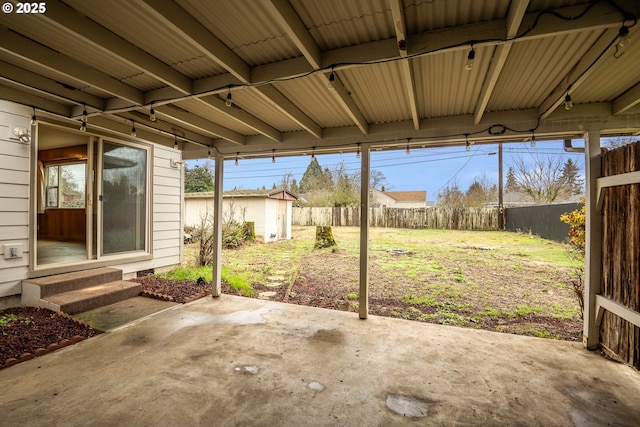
[356,143,361,159]
[405,143,410,155]
[328,68,336,91]
[618,25,631,47]
[465,134,470,151]
[30,107,37,126]
[235,152,239,166]
[149,102,157,121]
[465,46,475,71]
[174,135,178,150]
[208,146,211,158]
[225,88,233,107]
[80,119,87,132]
[311,146,316,159]
[564,94,573,110]
[530,131,536,147]
[130,120,136,137]
[272,149,276,163]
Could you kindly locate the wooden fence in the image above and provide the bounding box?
[600,142,640,369]
[293,207,498,231]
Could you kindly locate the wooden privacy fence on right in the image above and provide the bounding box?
[598,142,640,369]
[293,207,498,231]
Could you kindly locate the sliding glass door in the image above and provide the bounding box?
[100,141,148,255]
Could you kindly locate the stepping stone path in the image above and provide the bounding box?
[258,253,294,300]
[258,291,277,300]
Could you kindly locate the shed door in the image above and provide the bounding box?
[278,200,287,240]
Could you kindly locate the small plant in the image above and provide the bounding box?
[346,292,358,300]
[0,313,18,327]
[452,268,465,283]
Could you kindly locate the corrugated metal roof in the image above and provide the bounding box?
[293,0,395,50]
[405,0,510,32]
[172,98,260,136]
[0,0,638,155]
[274,75,355,128]
[232,87,301,133]
[178,0,300,66]
[572,34,640,102]
[487,30,602,111]
[65,0,227,78]
[415,45,495,118]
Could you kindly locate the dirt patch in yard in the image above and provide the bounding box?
[285,246,582,341]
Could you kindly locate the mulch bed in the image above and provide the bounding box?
[132,276,212,303]
[0,307,102,370]
[0,277,212,370]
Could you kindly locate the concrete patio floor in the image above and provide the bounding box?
[1,295,639,426]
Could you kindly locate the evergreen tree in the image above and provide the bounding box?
[300,157,330,191]
[505,166,518,191]
[184,163,214,193]
[560,158,584,195]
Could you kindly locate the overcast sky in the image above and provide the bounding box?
[187,139,587,203]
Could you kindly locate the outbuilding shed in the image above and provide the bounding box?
[185,189,297,242]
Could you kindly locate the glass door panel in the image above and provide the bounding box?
[101,141,147,255]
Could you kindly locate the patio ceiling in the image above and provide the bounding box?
[1,0,639,159]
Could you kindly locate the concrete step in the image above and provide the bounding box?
[45,280,142,315]
[23,267,123,298]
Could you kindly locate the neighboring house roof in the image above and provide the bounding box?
[382,191,426,202]
[185,189,298,200]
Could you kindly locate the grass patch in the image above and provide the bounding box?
[514,305,544,316]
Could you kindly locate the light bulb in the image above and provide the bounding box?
[235,153,239,166]
[405,144,410,155]
[30,113,37,126]
[82,106,88,122]
[272,149,276,163]
[564,94,573,110]
[356,144,361,159]
[465,142,470,151]
[530,134,536,147]
[618,26,631,47]
[311,147,315,159]
[465,48,475,71]
[225,91,233,107]
[80,120,87,132]
[130,121,136,137]
[174,138,178,149]
[149,106,156,122]
[328,71,335,91]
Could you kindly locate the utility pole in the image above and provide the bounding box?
[498,143,504,230]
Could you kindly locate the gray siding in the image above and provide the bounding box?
[0,101,31,297]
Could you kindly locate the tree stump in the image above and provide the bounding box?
[314,226,336,249]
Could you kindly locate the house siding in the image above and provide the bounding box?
[1,100,183,294]
[0,101,31,297]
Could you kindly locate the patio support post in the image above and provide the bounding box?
[583,129,602,349]
[359,144,370,319]
[211,152,224,297]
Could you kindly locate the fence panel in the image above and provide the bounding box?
[504,203,579,242]
[600,142,640,369]
[293,207,498,231]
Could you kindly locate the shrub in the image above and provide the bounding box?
[560,198,585,318]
